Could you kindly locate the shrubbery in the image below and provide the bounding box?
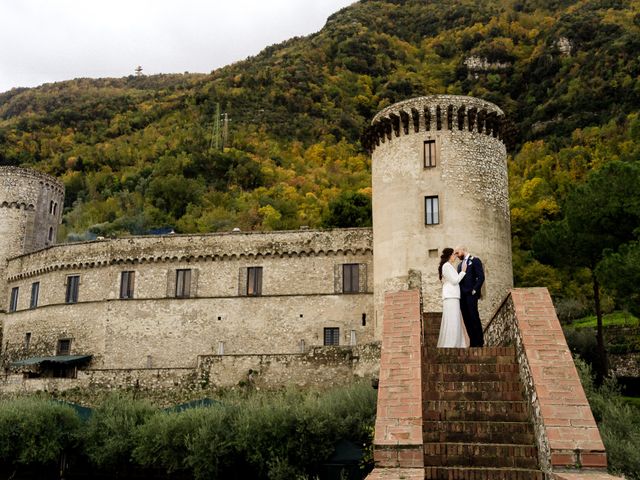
[577,358,640,479]
[0,382,376,479]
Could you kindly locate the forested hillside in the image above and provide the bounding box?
[1,0,640,316]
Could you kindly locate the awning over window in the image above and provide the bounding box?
[11,355,93,367]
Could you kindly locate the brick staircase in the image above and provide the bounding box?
[422,313,543,480]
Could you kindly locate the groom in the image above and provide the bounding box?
[455,246,485,347]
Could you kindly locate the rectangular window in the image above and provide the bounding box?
[175,269,192,298]
[24,333,31,352]
[324,327,340,346]
[9,287,19,312]
[247,267,263,296]
[424,140,436,168]
[120,271,135,299]
[30,282,40,309]
[57,338,71,356]
[342,264,360,293]
[425,196,440,225]
[65,276,80,304]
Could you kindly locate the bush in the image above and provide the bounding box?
[0,398,80,466]
[0,382,376,479]
[576,359,640,478]
[80,393,155,473]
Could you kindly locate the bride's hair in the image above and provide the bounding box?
[438,248,454,280]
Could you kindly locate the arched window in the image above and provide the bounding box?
[49,201,54,214]
[53,202,57,215]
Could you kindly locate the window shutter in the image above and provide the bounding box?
[238,267,247,296]
[167,270,176,297]
[191,269,199,297]
[358,264,367,293]
[333,264,342,293]
[255,267,262,295]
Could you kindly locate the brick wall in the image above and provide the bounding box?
[485,288,607,472]
[369,289,424,477]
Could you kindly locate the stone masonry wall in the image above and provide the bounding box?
[0,167,64,308]
[370,95,512,340]
[0,343,381,398]
[2,229,375,369]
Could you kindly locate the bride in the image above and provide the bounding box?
[436,247,469,348]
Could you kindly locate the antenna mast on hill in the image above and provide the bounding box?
[209,103,230,152]
[210,103,221,152]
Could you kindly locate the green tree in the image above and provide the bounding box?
[322,191,372,228]
[597,241,640,318]
[533,161,640,378]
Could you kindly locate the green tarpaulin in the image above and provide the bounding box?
[11,355,92,367]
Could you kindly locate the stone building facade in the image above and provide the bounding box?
[0,94,513,389]
[1,226,373,370]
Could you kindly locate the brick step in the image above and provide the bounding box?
[424,401,529,422]
[424,466,543,480]
[425,363,519,375]
[424,380,523,393]
[423,443,538,468]
[423,420,535,444]
[427,372,520,383]
[424,347,516,363]
[423,389,525,402]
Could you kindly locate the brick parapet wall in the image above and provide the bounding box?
[485,288,607,473]
[368,289,424,478]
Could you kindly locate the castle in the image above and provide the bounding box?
[0,95,511,387]
[0,95,616,479]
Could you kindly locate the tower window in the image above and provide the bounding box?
[24,333,31,352]
[342,264,360,293]
[247,266,263,296]
[30,282,40,309]
[9,287,19,312]
[57,338,71,356]
[324,327,340,346]
[53,202,58,215]
[65,275,80,304]
[49,201,54,214]
[120,271,135,299]
[425,196,440,225]
[424,140,436,168]
[175,269,192,298]
[48,227,53,242]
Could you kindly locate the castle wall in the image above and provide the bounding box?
[0,167,64,306]
[2,229,374,369]
[368,95,513,337]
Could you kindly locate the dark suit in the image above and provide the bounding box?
[458,255,485,347]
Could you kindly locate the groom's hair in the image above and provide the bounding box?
[454,245,468,254]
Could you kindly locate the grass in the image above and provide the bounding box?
[622,396,640,409]
[569,311,639,329]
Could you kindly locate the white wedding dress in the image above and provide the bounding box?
[437,262,469,348]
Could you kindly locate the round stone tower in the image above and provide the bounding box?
[0,167,64,307]
[364,95,513,338]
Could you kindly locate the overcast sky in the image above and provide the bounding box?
[0,0,355,94]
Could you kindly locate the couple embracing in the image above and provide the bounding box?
[437,246,485,348]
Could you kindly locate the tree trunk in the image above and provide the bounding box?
[592,273,608,380]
